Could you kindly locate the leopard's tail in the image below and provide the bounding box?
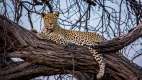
[89,47,105,79]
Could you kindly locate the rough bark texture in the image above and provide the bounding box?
[0,15,142,80]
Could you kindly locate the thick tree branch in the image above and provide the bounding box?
[92,24,142,53]
[0,15,142,80]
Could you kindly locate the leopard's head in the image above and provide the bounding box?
[42,11,59,32]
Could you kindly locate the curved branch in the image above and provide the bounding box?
[92,23,142,53]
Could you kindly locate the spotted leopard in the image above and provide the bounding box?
[39,12,105,79]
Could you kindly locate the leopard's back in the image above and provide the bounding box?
[63,30,104,45]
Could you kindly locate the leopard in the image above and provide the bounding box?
[39,11,105,79]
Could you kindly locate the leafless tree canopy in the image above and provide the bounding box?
[0,0,142,80]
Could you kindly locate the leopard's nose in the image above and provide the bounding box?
[49,23,52,25]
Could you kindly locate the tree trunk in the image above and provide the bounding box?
[0,15,142,80]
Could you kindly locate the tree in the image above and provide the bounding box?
[0,0,142,80]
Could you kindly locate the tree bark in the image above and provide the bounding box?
[0,15,142,80]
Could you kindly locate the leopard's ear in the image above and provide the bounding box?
[41,12,45,17]
[53,11,59,17]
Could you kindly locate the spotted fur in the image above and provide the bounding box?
[40,12,105,79]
